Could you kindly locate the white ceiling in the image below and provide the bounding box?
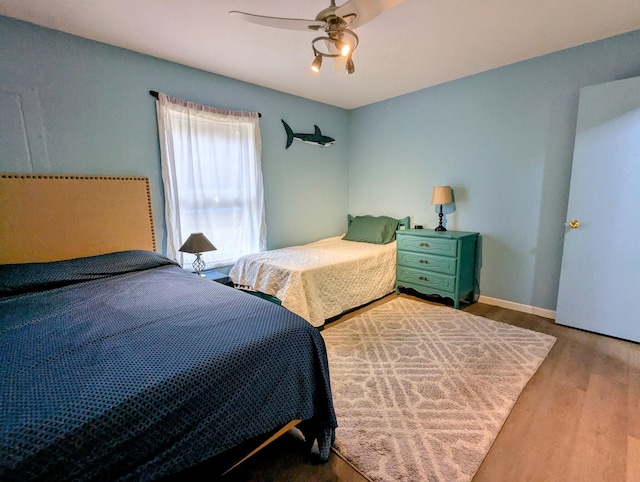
[1,0,639,109]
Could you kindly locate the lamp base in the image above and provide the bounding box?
[435,207,447,231]
[192,253,206,277]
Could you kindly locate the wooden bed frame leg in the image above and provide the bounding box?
[221,419,302,477]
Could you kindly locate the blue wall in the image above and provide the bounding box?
[0,16,349,253]
[3,15,640,312]
[348,30,640,311]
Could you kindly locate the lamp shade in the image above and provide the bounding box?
[431,186,453,205]
[178,233,216,254]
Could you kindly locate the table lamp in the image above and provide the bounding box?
[431,186,453,232]
[178,232,216,277]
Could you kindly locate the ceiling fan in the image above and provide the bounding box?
[229,0,404,75]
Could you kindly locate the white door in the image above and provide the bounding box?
[556,76,640,342]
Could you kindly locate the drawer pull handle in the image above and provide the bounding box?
[419,243,430,247]
[419,276,429,282]
[419,259,429,264]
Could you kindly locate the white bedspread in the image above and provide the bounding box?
[229,236,396,327]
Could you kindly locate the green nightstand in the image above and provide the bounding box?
[395,229,479,308]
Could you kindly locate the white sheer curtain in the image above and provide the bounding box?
[156,93,266,270]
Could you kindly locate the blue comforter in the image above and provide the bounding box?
[0,251,336,481]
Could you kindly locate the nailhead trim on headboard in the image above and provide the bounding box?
[0,173,157,262]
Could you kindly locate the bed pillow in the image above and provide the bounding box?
[342,215,400,244]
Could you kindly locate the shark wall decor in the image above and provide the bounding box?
[282,120,335,149]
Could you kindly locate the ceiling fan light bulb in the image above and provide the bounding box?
[311,53,322,73]
[341,43,350,56]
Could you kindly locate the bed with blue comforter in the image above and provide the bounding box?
[0,250,337,481]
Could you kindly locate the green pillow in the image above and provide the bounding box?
[342,215,400,244]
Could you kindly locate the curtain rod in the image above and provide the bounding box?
[149,91,261,118]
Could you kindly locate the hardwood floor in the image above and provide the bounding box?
[198,293,640,481]
[467,301,640,482]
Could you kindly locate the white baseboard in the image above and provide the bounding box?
[478,295,556,320]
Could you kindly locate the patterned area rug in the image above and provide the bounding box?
[321,297,556,482]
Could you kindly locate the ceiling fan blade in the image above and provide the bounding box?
[335,0,404,29]
[229,11,325,31]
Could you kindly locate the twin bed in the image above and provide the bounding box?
[0,174,338,480]
[231,215,410,327]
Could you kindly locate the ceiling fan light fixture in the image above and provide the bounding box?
[346,55,355,75]
[311,52,323,73]
[310,29,358,75]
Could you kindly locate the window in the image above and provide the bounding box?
[156,93,266,269]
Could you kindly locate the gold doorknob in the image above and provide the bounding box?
[568,219,580,229]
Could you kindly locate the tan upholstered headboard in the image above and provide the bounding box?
[0,173,156,264]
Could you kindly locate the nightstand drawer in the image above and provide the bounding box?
[397,251,456,276]
[397,235,457,257]
[397,266,456,294]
